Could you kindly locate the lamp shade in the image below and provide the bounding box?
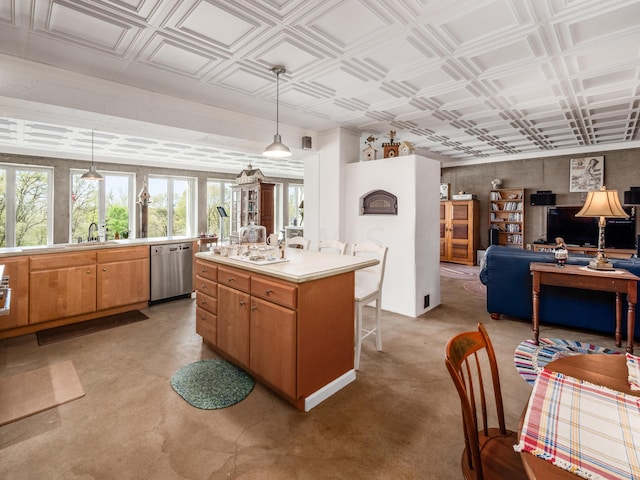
[263,134,291,158]
[81,165,104,181]
[575,187,628,218]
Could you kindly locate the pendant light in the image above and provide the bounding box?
[263,66,291,158]
[81,130,104,181]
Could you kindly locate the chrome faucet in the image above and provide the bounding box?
[88,222,98,242]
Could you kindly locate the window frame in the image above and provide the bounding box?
[0,163,54,247]
[147,174,198,237]
[69,169,136,242]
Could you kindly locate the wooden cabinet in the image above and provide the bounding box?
[97,246,149,310]
[29,251,97,324]
[217,284,251,367]
[230,181,275,239]
[250,296,297,398]
[195,259,218,346]
[440,200,479,265]
[489,188,525,248]
[0,257,29,331]
[195,257,357,410]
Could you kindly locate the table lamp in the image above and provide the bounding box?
[575,186,628,270]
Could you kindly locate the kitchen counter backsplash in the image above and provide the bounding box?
[0,236,198,257]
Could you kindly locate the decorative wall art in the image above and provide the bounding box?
[440,183,449,200]
[570,156,604,192]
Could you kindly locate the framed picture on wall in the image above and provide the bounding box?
[570,156,604,192]
[440,183,449,200]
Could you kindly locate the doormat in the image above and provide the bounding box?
[514,338,621,385]
[0,360,85,426]
[36,310,149,345]
[171,359,255,410]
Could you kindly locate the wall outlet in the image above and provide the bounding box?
[424,294,430,309]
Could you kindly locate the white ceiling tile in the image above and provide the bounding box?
[440,0,519,46]
[2,0,640,173]
[309,0,388,47]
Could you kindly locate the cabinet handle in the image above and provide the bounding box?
[251,305,257,311]
[201,285,207,289]
[201,268,207,273]
[103,268,107,272]
[87,270,91,274]
[265,289,272,295]
[227,277,235,282]
[239,301,246,306]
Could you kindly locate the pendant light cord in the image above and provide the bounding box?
[275,71,280,136]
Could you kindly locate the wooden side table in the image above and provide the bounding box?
[530,262,638,353]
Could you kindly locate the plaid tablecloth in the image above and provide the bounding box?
[515,367,640,479]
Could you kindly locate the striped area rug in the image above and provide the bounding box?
[514,338,621,385]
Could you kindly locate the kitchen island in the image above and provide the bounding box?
[194,248,378,411]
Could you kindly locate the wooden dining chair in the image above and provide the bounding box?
[445,323,528,480]
[285,236,310,250]
[318,239,347,255]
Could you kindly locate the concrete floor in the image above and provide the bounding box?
[0,272,621,479]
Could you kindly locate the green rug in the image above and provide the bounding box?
[170,359,255,409]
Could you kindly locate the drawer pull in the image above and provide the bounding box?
[103,268,107,272]
[265,289,272,295]
[227,277,235,282]
[201,268,208,273]
[251,305,257,312]
[239,301,246,306]
[201,285,207,289]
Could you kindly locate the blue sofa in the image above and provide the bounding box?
[479,245,640,338]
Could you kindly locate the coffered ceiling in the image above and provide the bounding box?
[1,0,639,178]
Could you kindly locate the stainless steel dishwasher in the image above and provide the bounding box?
[150,242,193,303]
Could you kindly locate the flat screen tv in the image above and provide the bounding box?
[546,206,637,249]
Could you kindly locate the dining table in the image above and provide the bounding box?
[518,354,640,479]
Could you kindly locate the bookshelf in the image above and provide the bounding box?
[489,188,524,248]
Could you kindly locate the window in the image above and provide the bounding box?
[70,171,135,242]
[147,176,196,237]
[206,179,233,239]
[0,165,53,247]
[288,184,304,226]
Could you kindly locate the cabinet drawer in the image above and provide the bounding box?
[196,290,217,315]
[97,246,148,263]
[218,266,250,293]
[195,306,216,345]
[196,275,217,298]
[30,251,96,270]
[195,260,217,282]
[251,276,297,310]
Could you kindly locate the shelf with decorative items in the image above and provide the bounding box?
[489,188,525,248]
[361,131,415,161]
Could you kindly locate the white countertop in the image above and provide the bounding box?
[0,236,198,257]
[195,248,378,283]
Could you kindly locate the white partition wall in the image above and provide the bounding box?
[343,155,441,317]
